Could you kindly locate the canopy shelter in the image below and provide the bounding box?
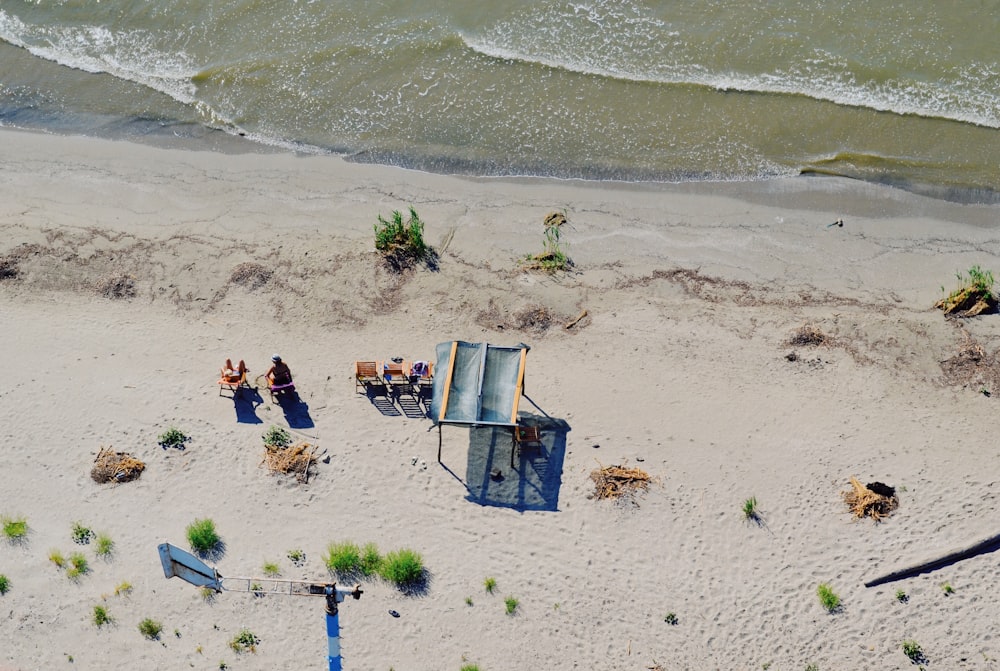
[430,341,529,461]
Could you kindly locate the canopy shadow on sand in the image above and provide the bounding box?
[463,415,570,512]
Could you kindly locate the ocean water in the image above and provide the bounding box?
[1,0,999,199]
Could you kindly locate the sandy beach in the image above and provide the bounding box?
[3,127,1000,671]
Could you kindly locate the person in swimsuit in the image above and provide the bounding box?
[266,354,293,388]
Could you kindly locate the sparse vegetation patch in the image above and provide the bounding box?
[936,265,996,316]
[842,477,898,521]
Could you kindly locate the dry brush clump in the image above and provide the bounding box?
[261,442,317,483]
[0,256,19,281]
[91,447,145,484]
[589,463,653,505]
[939,328,1000,395]
[842,477,898,522]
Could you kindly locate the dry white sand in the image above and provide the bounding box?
[3,128,1000,670]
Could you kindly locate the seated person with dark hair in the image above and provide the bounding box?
[266,354,293,389]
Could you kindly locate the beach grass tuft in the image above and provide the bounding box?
[484,576,497,594]
[115,580,133,597]
[817,583,841,613]
[138,618,163,640]
[374,206,430,269]
[49,549,66,568]
[2,515,28,542]
[95,533,115,558]
[379,548,424,588]
[360,542,382,577]
[895,589,908,603]
[521,211,571,273]
[936,265,997,315]
[663,612,678,625]
[323,541,362,576]
[504,595,520,615]
[67,552,89,580]
[0,574,9,595]
[742,496,761,523]
[186,518,221,556]
[287,548,306,565]
[262,561,281,577]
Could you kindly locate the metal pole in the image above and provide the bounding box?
[325,587,342,671]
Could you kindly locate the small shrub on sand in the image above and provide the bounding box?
[71,522,93,545]
[93,604,113,627]
[0,574,10,595]
[936,265,996,316]
[895,589,908,603]
[262,425,292,448]
[460,665,481,671]
[817,583,841,613]
[484,576,497,594]
[199,586,217,603]
[902,639,925,663]
[186,519,221,556]
[262,561,281,577]
[95,533,115,558]
[378,549,424,588]
[138,618,163,640]
[287,548,306,565]
[229,628,259,654]
[663,612,678,625]
[323,541,361,576]
[2,515,28,542]
[158,427,189,450]
[504,596,520,615]
[49,549,67,568]
[941,581,954,595]
[114,581,133,597]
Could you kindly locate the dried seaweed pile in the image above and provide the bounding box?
[91,446,145,483]
[262,442,316,483]
[229,262,273,290]
[842,476,898,521]
[589,463,651,502]
[788,324,829,347]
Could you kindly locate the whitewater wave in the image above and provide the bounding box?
[460,34,1000,130]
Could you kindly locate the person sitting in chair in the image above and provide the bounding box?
[266,354,293,390]
[221,358,247,383]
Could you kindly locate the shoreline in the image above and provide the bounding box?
[3,127,1000,670]
[5,117,1000,206]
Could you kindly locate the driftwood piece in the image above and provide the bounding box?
[865,532,1000,587]
[564,309,588,330]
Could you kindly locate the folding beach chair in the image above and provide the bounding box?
[354,361,382,394]
[218,359,249,397]
[511,425,543,466]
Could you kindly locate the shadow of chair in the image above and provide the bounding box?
[510,425,544,467]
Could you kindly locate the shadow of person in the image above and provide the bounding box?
[276,390,314,429]
[234,388,264,424]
